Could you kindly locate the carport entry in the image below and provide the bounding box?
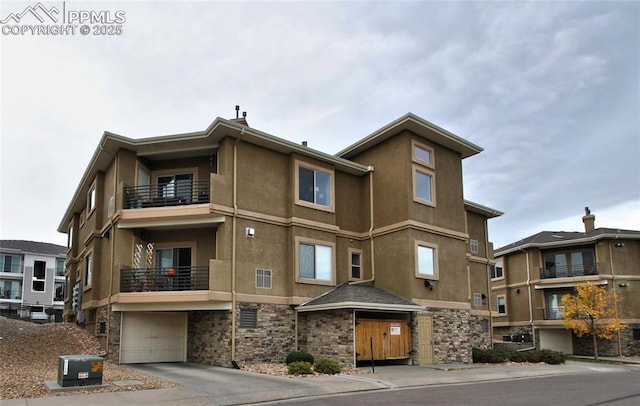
[355,313,411,364]
[120,312,187,363]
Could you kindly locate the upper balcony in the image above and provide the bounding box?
[119,266,209,293]
[539,264,599,279]
[123,180,210,209]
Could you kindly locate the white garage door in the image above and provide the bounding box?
[539,329,573,354]
[120,312,187,364]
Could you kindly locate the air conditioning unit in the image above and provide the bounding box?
[57,355,103,387]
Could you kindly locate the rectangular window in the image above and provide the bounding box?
[67,222,73,249]
[239,309,257,329]
[85,254,93,287]
[412,141,434,168]
[296,238,335,285]
[350,250,362,280]
[87,185,96,213]
[481,319,489,333]
[158,173,193,201]
[470,239,479,254]
[256,268,272,289]
[0,279,22,299]
[295,161,334,211]
[32,260,46,292]
[1,255,22,273]
[54,281,65,301]
[55,259,65,276]
[497,296,506,314]
[413,166,436,206]
[491,259,504,279]
[416,242,438,279]
[473,292,483,307]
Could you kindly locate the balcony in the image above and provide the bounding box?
[542,307,565,320]
[119,266,209,293]
[539,264,598,279]
[123,180,210,209]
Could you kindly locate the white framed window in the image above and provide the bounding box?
[349,249,362,280]
[87,183,96,214]
[1,255,22,273]
[413,166,436,206]
[295,160,334,212]
[470,239,479,254]
[415,241,439,280]
[84,253,93,287]
[491,259,504,279]
[497,295,506,314]
[412,140,435,169]
[55,258,65,276]
[473,292,483,307]
[54,281,65,302]
[256,268,272,289]
[296,237,335,285]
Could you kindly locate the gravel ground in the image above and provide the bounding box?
[0,316,175,400]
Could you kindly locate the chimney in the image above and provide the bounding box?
[582,207,595,233]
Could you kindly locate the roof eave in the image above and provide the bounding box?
[495,232,640,256]
[336,113,483,159]
[464,200,504,218]
[296,301,423,313]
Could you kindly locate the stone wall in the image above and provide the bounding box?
[469,315,492,350]
[573,325,640,357]
[298,309,354,367]
[234,303,296,364]
[108,309,121,362]
[414,308,478,364]
[188,310,233,366]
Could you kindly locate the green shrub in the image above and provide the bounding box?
[313,358,341,375]
[525,349,566,364]
[287,361,313,375]
[286,351,314,365]
[507,350,528,363]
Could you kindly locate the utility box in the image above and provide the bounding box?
[57,355,104,387]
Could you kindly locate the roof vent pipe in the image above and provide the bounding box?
[302,141,308,147]
[242,111,247,118]
[235,105,240,119]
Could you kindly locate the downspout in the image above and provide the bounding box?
[484,220,493,346]
[609,240,622,357]
[518,247,536,351]
[231,127,245,363]
[106,152,118,357]
[350,166,375,285]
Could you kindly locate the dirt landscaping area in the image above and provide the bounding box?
[0,316,175,400]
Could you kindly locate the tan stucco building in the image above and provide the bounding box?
[492,208,640,356]
[59,111,502,366]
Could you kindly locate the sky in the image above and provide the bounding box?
[1,0,639,249]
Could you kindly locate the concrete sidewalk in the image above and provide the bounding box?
[4,360,638,406]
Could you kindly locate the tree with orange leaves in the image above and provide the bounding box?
[561,283,625,359]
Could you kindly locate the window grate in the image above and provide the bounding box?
[239,309,257,328]
[470,239,479,254]
[256,268,272,289]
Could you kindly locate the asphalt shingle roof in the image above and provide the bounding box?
[299,282,420,309]
[495,228,640,256]
[0,240,67,257]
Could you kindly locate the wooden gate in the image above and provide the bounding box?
[355,318,411,361]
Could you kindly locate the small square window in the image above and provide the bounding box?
[256,268,272,289]
[416,242,439,280]
[412,141,435,168]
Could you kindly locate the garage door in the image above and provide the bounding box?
[539,329,573,354]
[120,312,187,363]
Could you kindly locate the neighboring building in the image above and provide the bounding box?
[57,111,501,366]
[0,240,67,322]
[492,208,640,356]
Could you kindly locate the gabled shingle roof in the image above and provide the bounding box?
[495,228,640,256]
[0,240,67,256]
[297,283,423,312]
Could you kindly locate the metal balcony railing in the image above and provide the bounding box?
[542,307,565,320]
[119,266,209,293]
[123,180,210,209]
[539,264,599,279]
